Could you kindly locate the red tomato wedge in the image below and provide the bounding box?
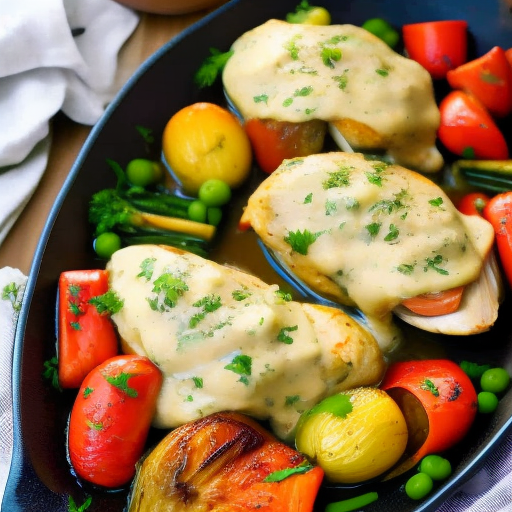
[401,287,464,317]
[447,46,512,118]
[68,355,163,488]
[381,359,477,477]
[402,20,468,79]
[58,269,119,389]
[127,412,324,511]
[457,192,491,217]
[483,192,512,289]
[244,118,326,174]
[438,91,509,160]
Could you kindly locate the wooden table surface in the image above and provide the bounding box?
[0,8,216,275]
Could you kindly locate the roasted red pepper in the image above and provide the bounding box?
[438,91,509,160]
[381,359,477,474]
[483,192,512,288]
[402,20,468,79]
[447,46,512,118]
[58,269,119,389]
[68,354,163,488]
[457,192,491,217]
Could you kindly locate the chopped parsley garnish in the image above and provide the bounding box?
[283,97,294,107]
[284,229,323,255]
[277,325,298,344]
[424,254,449,275]
[284,35,302,60]
[194,48,234,88]
[366,170,383,187]
[429,197,444,208]
[70,321,81,331]
[103,371,138,397]
[83,387,94,398]
[263,462,314,482]
[304,192,313,204]
[253,94,269,104]
[275,289,292,303]
[89,290,124,315]
[68,284,81,297]
[136,125,154,144]
[333,69,349,90]
[376,68,389,77]
[365,222,381,238]
[68,301,83,316]
[421,379,440,397]
[232,289,251,301]
[384,224,399,242]
[224,354,252,385]
[2,281,23,313]
[189,294,222,328]
[369,189,408,215]
[322,168,352,188]
[325,199,337,216]
[321,47,342,68]
[42,356,60,391]
[294,86,313,97]
[397,263,415,275]
[345,197,360,210]
[68,495,92,512]
[372,161,390,173]
[285,395,300,406]
[137,257,156,281]
[150,272,189,310]
[192,377,204,388]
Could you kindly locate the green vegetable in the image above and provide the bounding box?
[207,207,223,227]
[460,360,492,380]
[480,368,510,394]
[419,455,452,481]
[263,462,314,483]
[198,179,232,207]
[68,495,92,512]
[42,356,61,391]
[405,472,433,500]
[194,48,234,88]
[325,492,379,512]
[286,0,331,26]
[362,18,399,48]
[93,232,122,259]
[478,391,499,414]
[188,200,208,223]
[451,159,512,194]
[126,158,162,187]
[88,290,124,315]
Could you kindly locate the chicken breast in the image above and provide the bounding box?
[240,152,500,350]
[223,19,443,173]
[106,244,385,440]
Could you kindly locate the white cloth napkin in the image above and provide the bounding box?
[0,0,140,245]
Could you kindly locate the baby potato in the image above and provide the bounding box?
[295,387,408,484]
[162,102,252,195]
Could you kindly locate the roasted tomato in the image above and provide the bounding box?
[381,359,478,477]
[127,412,324,511]
[68,355,163,488]
[244,118,327,174]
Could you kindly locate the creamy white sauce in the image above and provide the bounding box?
[107,244,383,439]
[240,152,495,347]
[223,19,443,172]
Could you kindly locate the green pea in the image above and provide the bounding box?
[126,158,162,187]
[362,18,400,48]
[480,368,510,394]
[405,472,433,500]
[188,200,208,223]
[478,391,499,414]
[207,207,223,226]
[419,455,452,481]
[198,179,232,207]
[94,232,122,259]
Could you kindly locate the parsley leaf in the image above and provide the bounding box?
[42,356,61,391]
[137,257,156,281]
[68,495,92,512]
[103,372,138,397]
[151,272,189,309]
[322,167,352,188]
[277,325,298,344]
[89,290,124,315]
[264,462,314,482]
[384,223,399,242]
[365,222,381,238]
[224,354,252,385]
[284,229,323,255]
[424,254,449,275]
[194,48,234,88]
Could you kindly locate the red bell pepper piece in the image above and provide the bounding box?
[457,192,491,217]
[438,90,509,160]
[381,359,477,467]
[505,48,512,69]
[483,192,512,288]
[58,269,119,388]
[447,46,512,118]
[402,20,468,80]
[68,355,163,488]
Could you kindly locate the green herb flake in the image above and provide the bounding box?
[151,272,189,310]
[68,284,81,297]
[189,294,222,328]
[224,354,252,385]
[424,254,449,275]
[185,395,194,402]
[321,47,342,68]
[277,325,298,344]
[68,301,83,316]
[325,199,337,216]
[369,189,408,215]
[68,495,92,512]
[70,321,81,331]
[285,395,300,406]
[263,462,314,483]
[83,387,94,398]
[86,420,104,431]
[194,48,234,88]
[283,97,294,107]
[284,229,323,255]
[429,197,444,208]
[89,290,124,315]
[397,263,415,275]
[304,192,313,204]
[232,289,251,301]
[376,68,389,77]
[1,281,23,313]
[333,69,349,90]
[137,257,156,281]
[294,86,313,97]
[284,35,302,60]
[384,224,399,242]
[275,289,292,303]
[322,167,352,189]
[42,356,61,391]
[345,197,360,210]
[254,94,269,104]
[366,171,383,187]
[421,379,440,397]
[365,222,381,238]
[103,372,138,397]
[192,376,204,388]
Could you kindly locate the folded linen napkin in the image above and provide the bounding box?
[0,266,510,509]
[0,0,139,245]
